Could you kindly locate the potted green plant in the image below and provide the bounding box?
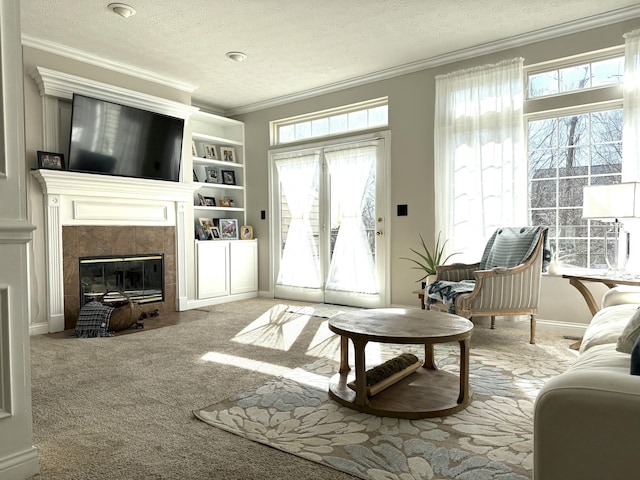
[401,232,458,287]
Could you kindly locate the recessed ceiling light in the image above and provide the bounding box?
[108,3,136,18]
[226,51,247,63]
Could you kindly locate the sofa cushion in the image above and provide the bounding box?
[616,307,640,353]
[572,343,631,373]
[580,303,638,353]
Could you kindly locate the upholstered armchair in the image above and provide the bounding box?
[426,226,548,344]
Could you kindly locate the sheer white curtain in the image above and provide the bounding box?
[274,152,321,288]
[622,29,640,272]
[434,58,527,261]
[623,29,640,180]
[324,144,378,294]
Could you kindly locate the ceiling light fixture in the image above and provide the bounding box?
[108,3,136,18]
[226,51,247,63]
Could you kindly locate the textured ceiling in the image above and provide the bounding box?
[18,1,640,115]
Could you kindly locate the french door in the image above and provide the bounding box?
[270,134,388,308]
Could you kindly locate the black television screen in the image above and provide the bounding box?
[68,94,184,182]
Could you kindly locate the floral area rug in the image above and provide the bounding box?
[194,332,576,480]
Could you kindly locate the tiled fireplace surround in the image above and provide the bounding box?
[62,225,176,330]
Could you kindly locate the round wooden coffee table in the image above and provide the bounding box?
[328,308,473,419]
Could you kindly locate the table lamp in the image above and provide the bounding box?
[582,182,640,273]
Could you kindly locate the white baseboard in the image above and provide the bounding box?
[29,322,49,336]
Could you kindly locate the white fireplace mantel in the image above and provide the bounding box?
[33,169,198,332]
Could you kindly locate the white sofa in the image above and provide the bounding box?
[534,288,640,480]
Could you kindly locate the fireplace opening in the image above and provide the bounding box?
[79,254,164,306]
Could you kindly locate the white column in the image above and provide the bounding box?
[43,194,65,333]
[0,0,40,477]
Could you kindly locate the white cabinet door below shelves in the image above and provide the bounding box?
[197,241,229,299]
[230,240,258,294]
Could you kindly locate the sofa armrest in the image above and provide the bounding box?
[534,369,640,480]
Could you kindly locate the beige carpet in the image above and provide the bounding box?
[29,299,577,479]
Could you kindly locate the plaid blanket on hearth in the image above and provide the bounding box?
[74,301,115,338]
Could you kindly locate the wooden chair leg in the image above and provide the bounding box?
[490,316,495,329]
[530,314,536,344]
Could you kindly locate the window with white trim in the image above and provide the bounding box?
[526,48,624,268]
[270,98,388,146]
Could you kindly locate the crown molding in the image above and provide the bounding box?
[21,33,198,94]
[29,66,199,120]
[226,5,640,116]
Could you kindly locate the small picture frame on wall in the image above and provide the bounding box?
[37,150,65,170]
[221,170,236,185]
[219,218,239,240]
[240,225,253,240]
[219,146,236,163]
[204,144,218,160]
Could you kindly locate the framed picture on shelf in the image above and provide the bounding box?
[204,166,220,183]
[219,218,239,239]
[218,198,232,207]
[240,225,253,240]
[220,146,236,163]
[197,193,207,206]
[37,150,65,170]
[193,170,199,182]
[192,141,198,157]
[198,218,214,238]
[203,196,216,206]
[204,144,218,160]
[195,225,209,240]
[221,170,236,185]
[211,227,220,239]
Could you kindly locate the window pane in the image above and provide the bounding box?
[591,57,624,87]
[529,149,557,179]
[559,64,591,92]
[347,110,367,130]
[530,179,556,208]
[329,114,348,134]
[592,144,622,174]
[591,109,622,143]
[368,105,388,126]
[558,114,587,148]
[529,71,558,98]
[295,121,312,140]
[279,124,295,143]
[311,118,329,138]
[558,177,587,208]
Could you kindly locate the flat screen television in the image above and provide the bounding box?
[68,94,184,182]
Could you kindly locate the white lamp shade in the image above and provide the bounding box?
[582,182,640,220]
